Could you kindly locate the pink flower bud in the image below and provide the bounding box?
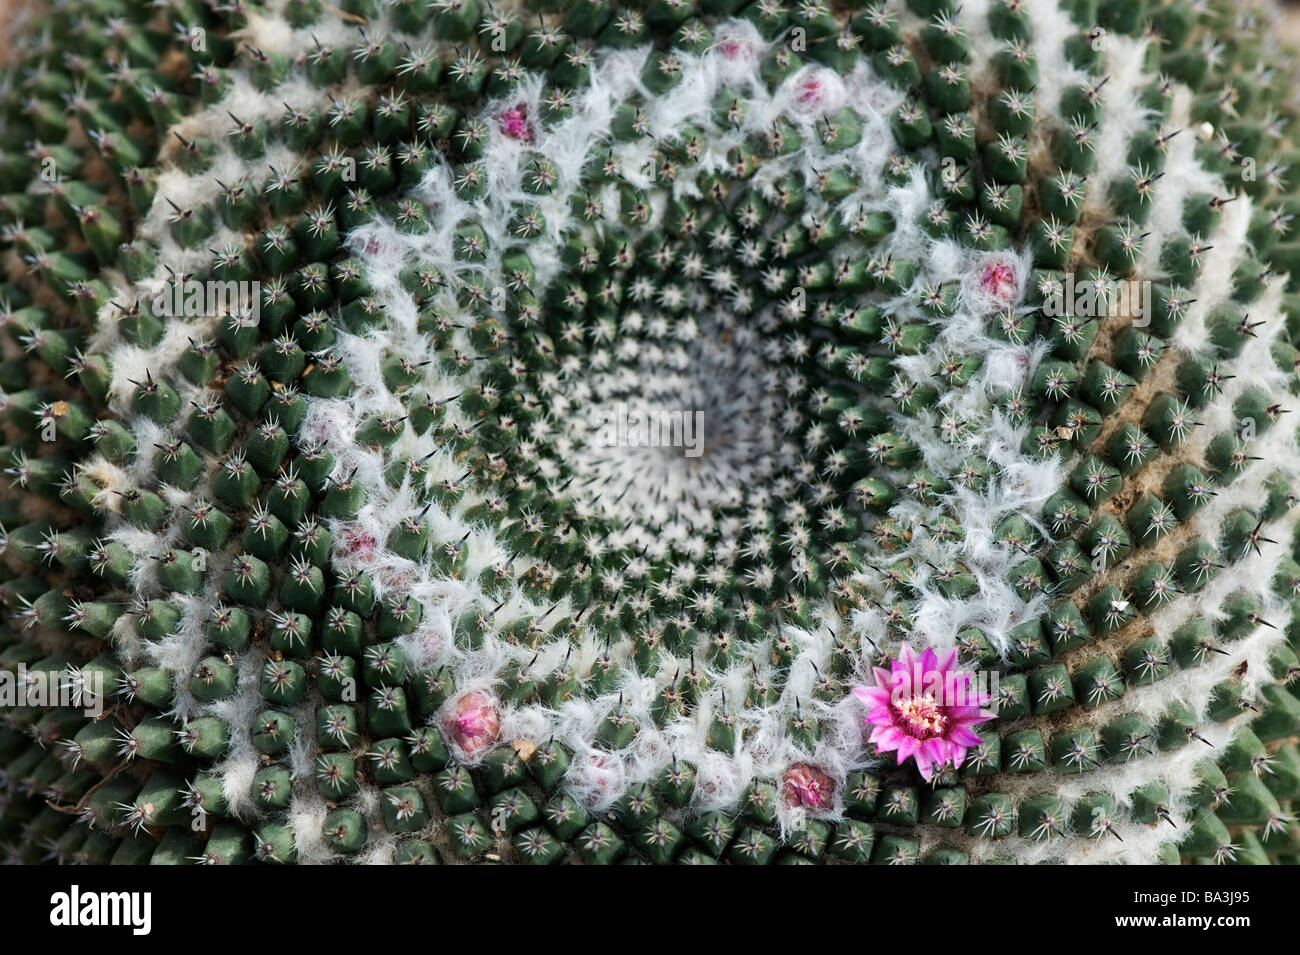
[782,763,835,810]
[498,105,533,144]
[979,261,1019,304]
[718,37,746,59]
[444,692,500,756]
[797,76,824,108]
[338,525,376,562]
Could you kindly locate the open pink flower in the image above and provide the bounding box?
[443,692,500,756]
[852,644,994,781]
[782,763,835,810]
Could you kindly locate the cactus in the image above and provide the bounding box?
[1,0,1300,866]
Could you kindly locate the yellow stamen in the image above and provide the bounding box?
[897,696,948,738]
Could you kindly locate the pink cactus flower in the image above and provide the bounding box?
[782,763,835,810]
[498,105,533,143]
[852,644,995,781]
[979,260,1019,304]
[444,692,500,756]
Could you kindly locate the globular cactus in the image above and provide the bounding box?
[1,0,1299,867]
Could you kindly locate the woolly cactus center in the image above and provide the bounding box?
[567,303,789,527]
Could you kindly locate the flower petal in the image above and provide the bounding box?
[922,737,951,769]
[871,725,906,751]
[889,664,913,698]
[853,685,892,707]
[913,750,935,781]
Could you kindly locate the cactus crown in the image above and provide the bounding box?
[2,0,1300,865]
